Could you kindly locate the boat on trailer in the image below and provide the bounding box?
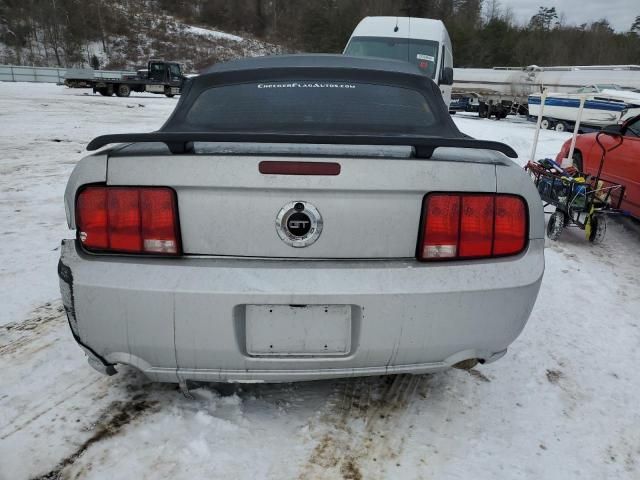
[528,84,640,131]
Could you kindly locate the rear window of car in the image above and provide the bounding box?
[184,81,437,136]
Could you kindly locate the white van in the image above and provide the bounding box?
[344,17,454,105]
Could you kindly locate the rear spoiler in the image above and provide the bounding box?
[86,132,518,159]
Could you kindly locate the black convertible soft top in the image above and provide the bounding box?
[87,54,516,158]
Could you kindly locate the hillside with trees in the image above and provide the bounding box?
[0,0,285,71]
[1,0,639,70]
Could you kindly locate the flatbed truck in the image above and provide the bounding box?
[64,60,184,97]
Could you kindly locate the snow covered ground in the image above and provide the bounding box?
[182,25,244,42]
[0,83,639,480]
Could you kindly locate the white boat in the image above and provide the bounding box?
[528,84,640,129]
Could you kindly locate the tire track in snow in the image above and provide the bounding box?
[0,376,103,441]
[0,300,92,439]
[0,301,65,356]
[298,374,427,480]
[29,396,160,480]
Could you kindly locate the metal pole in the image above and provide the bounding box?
[530,88,548,162]
[565,95,587,168]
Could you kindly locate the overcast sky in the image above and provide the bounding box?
[499,0,637,32]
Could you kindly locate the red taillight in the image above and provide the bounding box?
[418,193,527,261]
[76,186,180,255]
[422,195,460,259]
[460,195,494,258]
[140,190,180,253]
[494,196,527,256]
[76,187,108,250]
[108,189,141,252]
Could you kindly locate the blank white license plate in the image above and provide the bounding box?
[246,305,351,356]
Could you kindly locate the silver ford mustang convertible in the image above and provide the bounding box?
[58,55,544,384]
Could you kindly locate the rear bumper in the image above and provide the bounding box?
[59,239,544,383]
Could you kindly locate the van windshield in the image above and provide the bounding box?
[344,37,440,79]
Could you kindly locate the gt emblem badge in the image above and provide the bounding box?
[276,201,323,248]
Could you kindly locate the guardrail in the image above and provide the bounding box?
[0,65,131,83]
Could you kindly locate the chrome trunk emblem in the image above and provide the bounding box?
[276,201,323,247]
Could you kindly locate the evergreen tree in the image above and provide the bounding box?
[630,15,640,35]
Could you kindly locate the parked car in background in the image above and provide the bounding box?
[556,114,640,219]
[343,16,454,105]
[58,55,544,385]
[449,93,480,114]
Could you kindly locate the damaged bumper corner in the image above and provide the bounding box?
[85,352,118,376]
[58,240,117,376]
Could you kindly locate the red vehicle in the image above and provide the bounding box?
[556,114,640,219]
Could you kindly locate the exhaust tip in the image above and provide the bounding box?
[452,358,479,370]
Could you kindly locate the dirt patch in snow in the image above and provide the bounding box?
[2,301,64,333]
[0,301,65,356]
[30,397,159,480]
[340,458,363,480]
[546,369,564,384]
[298,374,425,479]
[469,369,491,383]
